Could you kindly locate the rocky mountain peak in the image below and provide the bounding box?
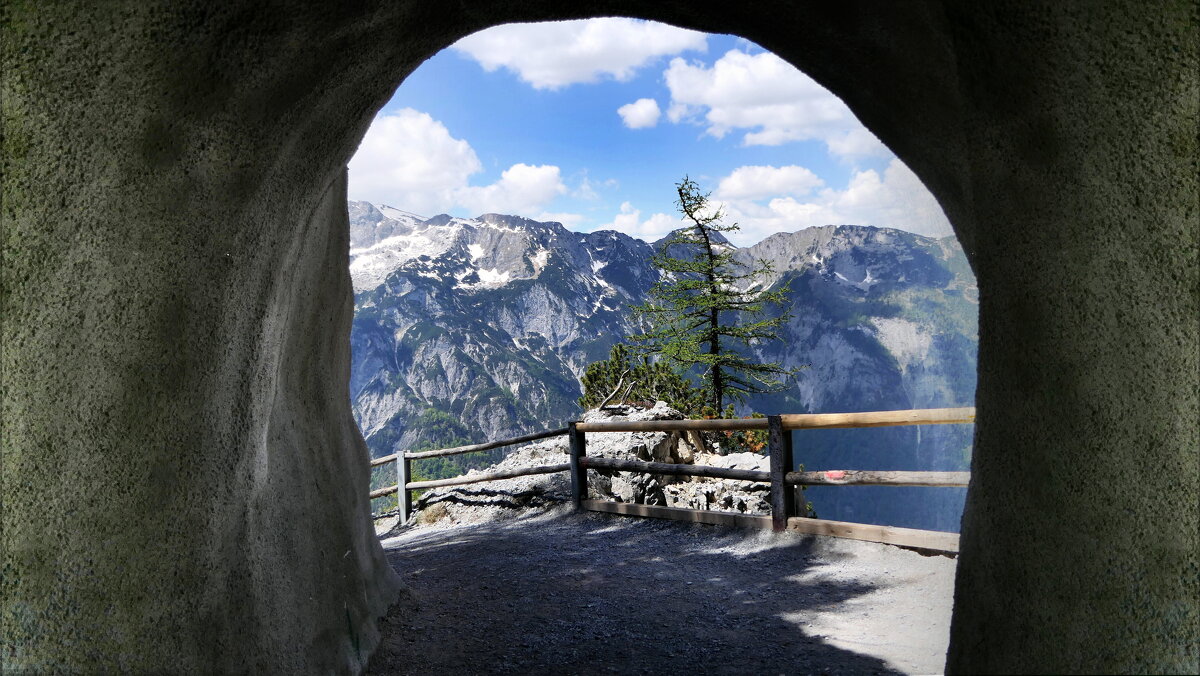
[651,226,733,250]
[349,201,978,531]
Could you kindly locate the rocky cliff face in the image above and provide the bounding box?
[349,202,659,463]
[349,202,977,531]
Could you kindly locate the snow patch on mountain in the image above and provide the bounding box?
[378,205,426,222]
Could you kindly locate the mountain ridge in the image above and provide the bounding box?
[348,202,978,531]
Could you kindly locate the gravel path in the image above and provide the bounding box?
[367,507,955,675]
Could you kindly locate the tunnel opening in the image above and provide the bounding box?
[345,19,977,541]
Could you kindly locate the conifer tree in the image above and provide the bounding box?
[631,177,794,413]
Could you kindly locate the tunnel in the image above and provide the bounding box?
[2,1,1196,673]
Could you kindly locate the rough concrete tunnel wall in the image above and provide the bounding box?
[2,1,1195,673]
[0,4,406,669]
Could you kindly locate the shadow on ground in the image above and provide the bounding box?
[368,510,952,674]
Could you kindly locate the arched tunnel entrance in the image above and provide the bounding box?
[348,20,977,538]
[2,2,1195,674]
[349,26,978,670]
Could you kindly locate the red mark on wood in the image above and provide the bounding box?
[825,470,847,479]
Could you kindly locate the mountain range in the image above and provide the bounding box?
[348,201,978,531]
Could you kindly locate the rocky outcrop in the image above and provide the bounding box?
[405,404,779,528]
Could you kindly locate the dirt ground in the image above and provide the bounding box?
[367,507,956,675]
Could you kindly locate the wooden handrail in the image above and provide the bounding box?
[404,427,570,459]
[404,463,571,490]
[370,484,399,500]
[787,470,971,487]
[582,456,770,482]
[780,407,975,430]
[575,418,768,432]
[372,463,573,499]
[574,407,974,433]
[373,464,969,498]
[370,453,398,468]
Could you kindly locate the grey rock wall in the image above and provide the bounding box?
[3,1,1194,673]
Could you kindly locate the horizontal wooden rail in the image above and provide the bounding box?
[786,470,971,487]
[784,516,959,553]
[582,456,770,482]
[370,453,398,468]
[580,500,958,553]
[582,499,771,529]
[780,407,974,430]
[575,418,768,433]
[404,427,570,459]
[404,463,571,490]
[576,407,974,433]
[579,458,968,487]
[370,484,398,500]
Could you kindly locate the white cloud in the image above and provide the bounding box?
[455,163,566,215]
[349,109,567,217]
[600,202,682,242]
[617,98,661,129]
[453,18,707,90]
[715,165,824,202]
[347,108,481,215]
[572,176,601,201]
[536,211,586,229]
[712,159,954,245]
[663,50,889,158]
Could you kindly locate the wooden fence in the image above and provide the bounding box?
[370,407,974,553]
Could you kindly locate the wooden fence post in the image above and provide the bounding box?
[569,422,587,510]
[397,454,412,523]
[768,415,794,532]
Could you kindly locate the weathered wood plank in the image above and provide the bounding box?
[574,407,975,434]
[369,453,398,468]
[786,470,971,486]
[768,415,794,532]
[582,500,772,529]
[582,456,770,482]
[785,516,960,553]
[369,485,398,500]
[404,427,570,460]
[575,418,769,432]
[780,407,975,430]
[404,463,571,490]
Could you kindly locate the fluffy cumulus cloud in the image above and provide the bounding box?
[536,211,586,229]
[453,19,707,90]
[712,160,954,245]
[664,50,889,158]
[601,202,682,242]
[348,109,482,215]
[617,98,661,129]
[715,165,824,202]
[454,163,566,215]
[349,109,566,217]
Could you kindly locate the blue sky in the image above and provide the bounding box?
[348,19,951,246]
